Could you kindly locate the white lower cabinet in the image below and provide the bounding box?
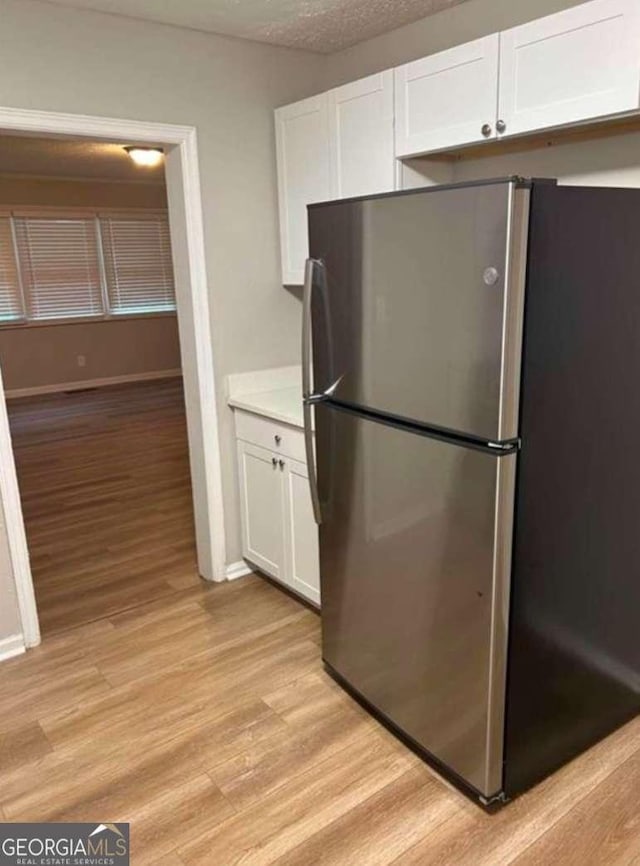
[237,441,285,581]
[283,457,320,605]
[236,413,320,606]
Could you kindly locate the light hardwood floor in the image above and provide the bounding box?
[0,573,639,864]
[2,381,640,864]
[7,378,197,635]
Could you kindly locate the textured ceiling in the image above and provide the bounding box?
[0,135,166,183]
[42,0,470,53]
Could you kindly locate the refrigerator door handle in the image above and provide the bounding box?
[303,402,322,525]
[304,375,344,405]
[302,257,317,402]
[302,257,323,525]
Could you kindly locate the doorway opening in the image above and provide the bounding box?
[8,379,196,634]
[0,107,226,650]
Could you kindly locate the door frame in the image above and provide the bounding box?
[0,105,227,649]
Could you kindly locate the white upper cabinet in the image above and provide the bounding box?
[276,77,395,285]
[499,0,640,137]
[275,0,640,279]
[328,71,396,199]
[275,94,330,285]
[394,34,500,157]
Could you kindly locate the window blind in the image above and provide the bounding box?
[0,217,23,322]
[13,217,103,321]
[100,214,176,315]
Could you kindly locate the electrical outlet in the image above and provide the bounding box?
[77,355,86,368]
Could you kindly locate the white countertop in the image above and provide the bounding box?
[228,385,304,429]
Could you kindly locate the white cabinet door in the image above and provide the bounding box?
[328,71,395,199]
[282,457,320,606]
[237,441,284,581]
[499,0,640,137]
[394,34,499,157]
[275,94,330,285]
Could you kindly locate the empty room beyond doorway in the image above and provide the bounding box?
[0,131,202,637]
[7,378,198,635]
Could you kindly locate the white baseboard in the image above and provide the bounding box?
[225,560,253,581]
[0,633,26,662]
[5,369,182,400]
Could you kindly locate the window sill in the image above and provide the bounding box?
[0,311,177,331]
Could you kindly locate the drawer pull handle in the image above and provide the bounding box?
[278,459,285,469]
[274,434,282,444]
[272,457,278,467]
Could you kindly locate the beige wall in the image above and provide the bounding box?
[0,317,180,392]
[0,176,180,392]
[0,0,325,641]
[323,0,586,88]
[452,130,640,188]
[0,175,167,209]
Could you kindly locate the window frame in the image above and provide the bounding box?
[0,205,177,329]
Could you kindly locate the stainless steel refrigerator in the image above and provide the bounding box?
[302,177,640,805]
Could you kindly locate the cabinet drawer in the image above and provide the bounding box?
[235,410,306,463]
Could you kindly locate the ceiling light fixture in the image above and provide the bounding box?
[124,146,164,167]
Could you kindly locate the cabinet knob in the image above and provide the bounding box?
[272,457,278,466]
[274,434,282,444]
[278,459,285,469]
[496,119,506,134]
[481,123,492,138]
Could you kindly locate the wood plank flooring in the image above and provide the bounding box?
[2,379,640,863]
[7,378,197,634]
[0,573,639,864]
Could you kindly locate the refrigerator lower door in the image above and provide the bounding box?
[317,402,516,799]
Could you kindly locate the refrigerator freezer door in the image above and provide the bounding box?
[317,402,516,798]
[308,180,529,442]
